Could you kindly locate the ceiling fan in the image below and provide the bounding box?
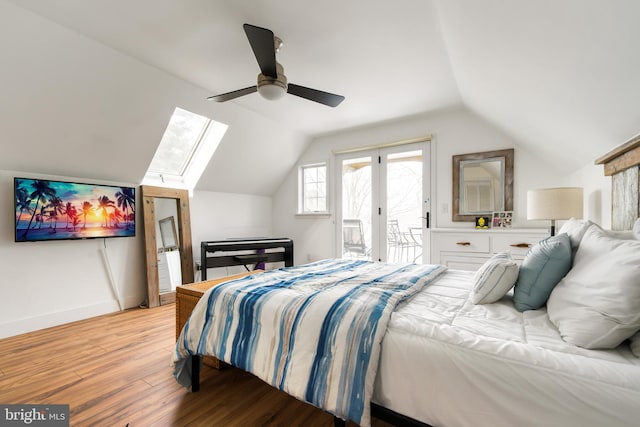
[208,24,345,107]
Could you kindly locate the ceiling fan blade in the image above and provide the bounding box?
[243,24,277,78]
[207,86,257,102]
[287,84,345,107]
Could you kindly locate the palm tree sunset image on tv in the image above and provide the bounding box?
[14,178,136,242]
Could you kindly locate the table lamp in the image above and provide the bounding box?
[527,187,584,236]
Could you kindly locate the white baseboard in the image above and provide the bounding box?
[0,297,143,339]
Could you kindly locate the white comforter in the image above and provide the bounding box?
[374,269,640,427]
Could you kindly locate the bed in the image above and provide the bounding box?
[374,267,640,426]
[174,259,447,426]
[174,217,640,426]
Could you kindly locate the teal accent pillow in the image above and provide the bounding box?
[513,233,572,312]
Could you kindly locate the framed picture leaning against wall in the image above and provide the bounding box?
[492,211,513,228]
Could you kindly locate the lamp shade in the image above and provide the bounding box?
[527,187,584,220]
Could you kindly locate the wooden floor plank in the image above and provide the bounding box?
[0,305,393,426]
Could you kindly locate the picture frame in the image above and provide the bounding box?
[14,177,136,242]
[475,216,490,229]
[492,211,513,228]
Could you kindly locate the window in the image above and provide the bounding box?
[142,107,228,193]
[299,163,328,214]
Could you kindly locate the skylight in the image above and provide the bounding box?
[142,107,228,192]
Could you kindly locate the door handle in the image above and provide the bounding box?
[420,212,430,228]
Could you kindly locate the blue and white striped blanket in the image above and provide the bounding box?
[173,259,446,426]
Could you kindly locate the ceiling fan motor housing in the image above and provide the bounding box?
[257,62,288,100]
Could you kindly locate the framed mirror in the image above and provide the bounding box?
[141,185,194,307]
[452,149,514,222]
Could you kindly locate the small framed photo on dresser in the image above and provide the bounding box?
[492,211,513,228]
[475,216,491,229]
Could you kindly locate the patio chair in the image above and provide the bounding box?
[343,219,369,258]
[387,219,419,262]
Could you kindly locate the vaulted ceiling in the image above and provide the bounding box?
[2,0,639,194]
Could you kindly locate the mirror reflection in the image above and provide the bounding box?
[459,158,504,214]
[155,198,182,293]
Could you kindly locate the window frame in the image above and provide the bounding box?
[298,162,330,216]
[141,107,228,194]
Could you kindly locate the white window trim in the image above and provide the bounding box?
[141,109,228,195]
[297,161,330,216]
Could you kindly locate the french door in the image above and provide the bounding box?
[336,141,430,263]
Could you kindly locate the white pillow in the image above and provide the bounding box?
[630,332,640,358]
[471,252,519,304]
[558,218,637,260]
[547,224,640,349]
[606,230,635,239]
[558,218,592,260]
[558,218,592,250]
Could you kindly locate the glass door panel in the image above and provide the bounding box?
[341,156,373,260]
[336,140,430,263]
[385,149,424,263]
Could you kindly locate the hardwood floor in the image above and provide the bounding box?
[0,305,393,426]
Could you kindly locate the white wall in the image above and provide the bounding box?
[567,162,612,228]
[190,190,273,280]
[0,170,146,339]
[272,107,572,263]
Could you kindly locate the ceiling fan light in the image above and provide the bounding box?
[257,81,287,100]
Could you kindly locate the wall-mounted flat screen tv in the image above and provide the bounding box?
[14,177,136,242]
